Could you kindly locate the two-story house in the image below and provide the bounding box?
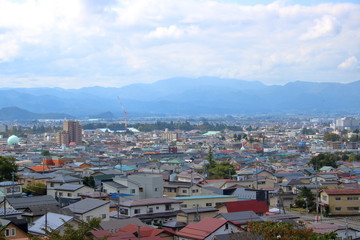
[117,197,182,225]
[55,184,94,207]
[0,181,23,197]
[46,175,82,198]
[64,198,110,221]
[320,189,360,215]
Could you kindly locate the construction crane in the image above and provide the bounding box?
[117,96,128,131]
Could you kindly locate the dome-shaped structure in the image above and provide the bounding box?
[7,135,19,145]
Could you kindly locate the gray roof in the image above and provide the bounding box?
[28,212,76,235]
[219,211,263,225]
[55,183,86,191]
[181,207,218,214]
[65,198,109,214]
[0,208,23,217]
[48,175,82,183]
[0,181,22,186]
[7,195,58,210]
[102,181,127,189]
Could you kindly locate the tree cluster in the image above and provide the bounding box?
[247,221,337,240]
[323,133,340,142]
[0,156,18,182]
[309,153,340,169]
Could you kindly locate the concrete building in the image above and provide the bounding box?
[320,189,360,216]
[336,117,360,130]
[57,120,82,145]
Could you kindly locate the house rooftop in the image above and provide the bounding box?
[322,189,360,195]
[64,198,109,214]
[170,195,236,200]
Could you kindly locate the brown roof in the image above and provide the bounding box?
[177,217,237,240]
[323,189,360,195]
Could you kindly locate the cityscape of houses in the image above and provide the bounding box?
[0,116,359,239]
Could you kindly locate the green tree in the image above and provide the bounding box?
[248,221,337,240]
[41,150,51,156]
[349,153,360,162]
[206,161,235,179]
[30,218,102,240]
[0,156,18,181]
[309,153,339,169]
[295,186,315,211]
[23,183,47,196]
[323,133,340,142]
[83,176,96,188]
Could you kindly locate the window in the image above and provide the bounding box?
[120,208,128,215]
[224,223,228,230]
[67,193,72,197]
[59,192,63,196]
[5,228,15,237]
[182,190,187,193]
[335,207,341,211]
[347,197,359,200]
[206,203,212,207]
[101,214,106,219]
[50,183,54,187]
[322,195,327,201]
[148,207,153,213]
[134,209,140,214]
[347,207,359,211]
[154,188,158,192]
[180,204,187,208]
[86,216,91,221]
[139,188,144,192]
[130,189,136,194]
[335,197,341,200]
[156,206,159,209]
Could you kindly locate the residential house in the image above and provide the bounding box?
[169,195,238,209]
[117,198,182,225]
[163,182,211,197]
[216,200,269,215]
[0,181,23,197]
[64,198,110,221]
[55,183,94,207]
[0,218,28,240]
[320,189,360,216]
[118,224,176,240]
[176,207,219,224]
[28,212,80,236]
[46,175,82,198]
[109,174,164,199]
[309,223,359,240]
[177,217,241,240]
[216,211,264,226]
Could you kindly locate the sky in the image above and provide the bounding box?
[0,0,359,88]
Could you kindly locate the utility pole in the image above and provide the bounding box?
[45,208,48,232]
[345,217,349,239]
[11,172,15,197]
[117,190,120,218]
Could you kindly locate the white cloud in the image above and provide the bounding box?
[301,15,341,40]
[0,0,359,88]
[147,25,199,39]
[338,56,359,70]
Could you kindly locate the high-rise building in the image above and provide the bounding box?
[335,117,360,130]
[57,120,82,145]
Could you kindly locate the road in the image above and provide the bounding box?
[285,209,360,230]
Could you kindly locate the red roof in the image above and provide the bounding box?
[224,200,269,214]
[119,225,175,238]
[27,165,52,172]
[323,189,360,195]
[177,218,234,240]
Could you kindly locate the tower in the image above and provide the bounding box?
[58,120,82,145]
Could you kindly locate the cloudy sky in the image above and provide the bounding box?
[0,0,359,88]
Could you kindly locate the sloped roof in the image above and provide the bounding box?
[323,189,360,195]
[218,211,263,225]
[28,212,75,235]
[55,183,86,191]
[100,218,148,233]
[64,198,109,214]
[7,195,58,209]
[177,217,234,240]
[48,175,81,183]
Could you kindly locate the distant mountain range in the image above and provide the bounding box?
[0,77,359,119]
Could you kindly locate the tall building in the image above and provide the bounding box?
[335,117,360,130]
[57,120,82,145]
